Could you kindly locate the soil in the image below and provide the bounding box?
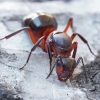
[70,51,100,100]
[0,84,23,100]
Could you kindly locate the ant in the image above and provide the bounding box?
[0,12,99,82]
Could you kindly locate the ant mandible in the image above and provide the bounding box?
[0,12,99,82]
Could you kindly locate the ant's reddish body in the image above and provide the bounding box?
[0,12,99,82]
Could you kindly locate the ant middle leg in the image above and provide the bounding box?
[19,36,45,70]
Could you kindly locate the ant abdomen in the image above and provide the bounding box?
[23,12,58,31]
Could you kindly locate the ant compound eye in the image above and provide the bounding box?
[57,59,61,66]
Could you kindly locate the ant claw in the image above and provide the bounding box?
[19,64,26,70]
[19,67,24,70]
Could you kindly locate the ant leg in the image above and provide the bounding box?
[42,27,55,71]
[75,57,88,83]
[46,58,57,79]
[71,42,88,82]
[0,27,38,68]
[0,27,37,44]
[46,43,52,71]
[19,36,45,70]
[68,42,88,83]
[63,18,74,33]
[71,33,100,58]
[71,42,78,58]
[67,57,87,83]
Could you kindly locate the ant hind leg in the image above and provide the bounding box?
[63,18,75,33]
[71,33,100,58]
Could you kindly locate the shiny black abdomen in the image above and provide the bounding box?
[23,12,58,31]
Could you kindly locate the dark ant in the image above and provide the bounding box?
[0,12,99,82]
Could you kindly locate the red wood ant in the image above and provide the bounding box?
[0,12,99,82]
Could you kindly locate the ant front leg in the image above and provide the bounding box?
[62,42,86,81]
[76,57,87,83]
[19,36,45,70]
[71,33,100,58]
[68,42,88,83]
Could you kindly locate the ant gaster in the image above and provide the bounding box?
[0,12,99,82]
